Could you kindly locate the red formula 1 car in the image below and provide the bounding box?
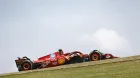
[15,49,118,71]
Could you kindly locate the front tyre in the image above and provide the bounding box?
[90,53,101,61]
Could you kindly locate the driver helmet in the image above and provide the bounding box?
[58,49,64,55]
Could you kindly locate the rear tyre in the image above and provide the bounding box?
[21,61,33,71]
[90,53,101,61]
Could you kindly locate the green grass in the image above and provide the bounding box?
[1,60,140,78]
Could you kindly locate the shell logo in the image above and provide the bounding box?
[58,58,65,65]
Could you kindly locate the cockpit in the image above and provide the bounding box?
[50,53,56,58]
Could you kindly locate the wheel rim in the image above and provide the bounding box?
[91,54,99,61]
[22,63,31,70]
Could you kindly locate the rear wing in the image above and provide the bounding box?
[15,56,31,67]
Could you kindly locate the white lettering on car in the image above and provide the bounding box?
[42,61,50,67]
[52,62,57,65]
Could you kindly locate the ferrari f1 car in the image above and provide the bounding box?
[15,49,118,71]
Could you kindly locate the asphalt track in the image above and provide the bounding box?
[0,55,140,77]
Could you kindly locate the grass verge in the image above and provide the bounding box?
[1,55,140,78]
